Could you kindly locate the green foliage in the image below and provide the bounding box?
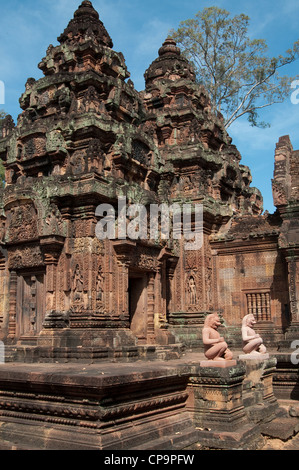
[170,7,299,128]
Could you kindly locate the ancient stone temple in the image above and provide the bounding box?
[0,1,298,451]
[0,0,298,362]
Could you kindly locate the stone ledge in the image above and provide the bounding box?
[239,353,270,360]
[199,360,237,368]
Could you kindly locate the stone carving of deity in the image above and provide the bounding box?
[96,266,104,302]
[188,275,197,305]
[73,264,83,302]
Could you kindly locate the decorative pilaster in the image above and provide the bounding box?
[147,272,156,343]
[0,251,6,327]
[287,257,299,325]
[40,235,66,329]
[277,251,299,350]
[187,360,276,449]
[7,271,17,342]
[158,247,179,325]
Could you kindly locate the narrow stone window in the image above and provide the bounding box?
[246,292,271,321]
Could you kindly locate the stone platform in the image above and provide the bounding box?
[0,352,297,450]
[0,359,198,451]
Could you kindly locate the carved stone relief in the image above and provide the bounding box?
[187,275,197,306]
[6,201,38,243]
[72,264,84,303]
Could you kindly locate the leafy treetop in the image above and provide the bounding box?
[170,7,299,128]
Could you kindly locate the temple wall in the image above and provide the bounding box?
[170,234,214,314]
[0,0,297,358]
[0,260,9,342]
[290,150,299,200]
[213,242,289,344]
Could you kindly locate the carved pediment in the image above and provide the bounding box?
[6,200,39,243]
[8,244,44,269]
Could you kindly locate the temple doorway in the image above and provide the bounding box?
[16,271,46,343]
[128,271,148,343]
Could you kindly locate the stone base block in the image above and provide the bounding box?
[239,353,269,360]
[200,359,237,368]
[188,362,247,433]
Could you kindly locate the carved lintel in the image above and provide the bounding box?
[158,246,176,262]
[8,245,44,270]
[113,239,136,266]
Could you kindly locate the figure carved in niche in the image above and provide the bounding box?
[202,313,233,361]
[87,138,104,173]
[70,150,86,175]
[45,204,64,235]
[56,85,71,113]
[242,314,267,356]
[72,264,83,302]
[205,267,212,309]
[96,265,104,302]
[79,86,100,114]
[187,275,197,305]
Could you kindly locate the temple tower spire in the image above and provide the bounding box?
[58,0,113,48]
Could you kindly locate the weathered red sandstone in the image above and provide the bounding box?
[0,1,298,450]
[0,1,298,359]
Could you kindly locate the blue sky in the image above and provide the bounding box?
[0,0,298,212]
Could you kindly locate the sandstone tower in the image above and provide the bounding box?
[0,1,298,361]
